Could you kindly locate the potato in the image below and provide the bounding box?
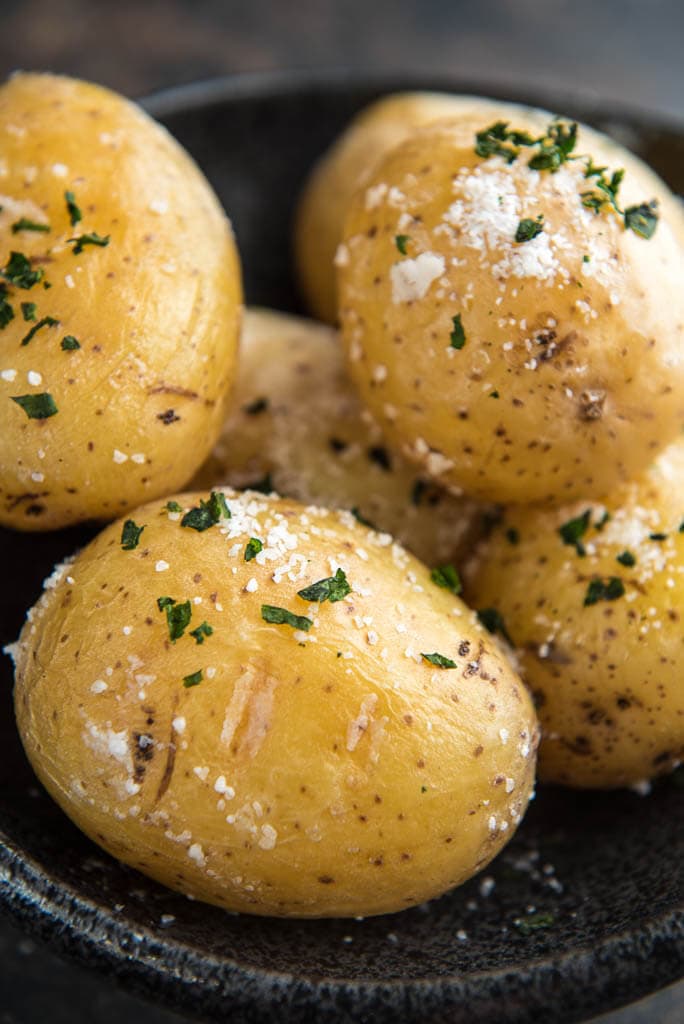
[193,307,487,568]
[294,91,570,324]
[464,440,684,789]
[12,488,537,918]
[0,73,242,530]
[338,108,684,505]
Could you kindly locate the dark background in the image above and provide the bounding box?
[1,1,682,1022]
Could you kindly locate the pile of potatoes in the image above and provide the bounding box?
[3,74,683,919]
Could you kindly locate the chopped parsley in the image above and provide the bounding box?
[11,218,50,234]
[489,390,500,399]
[244,537,263,561]
[514,912,555,936]
[11,392,58,419]
[430,564,462,596]
[395,234,410,255]
[298,568,351,604]
[679,519,684,533]
[120,519,144,550]
[68,232,110,254]
[421,652,457,669]
[505,527,520,545]
[158,597,192,641]
[64,190,82,227]
[368,445,391,471]
[183,669,203,688]
[181,491,230,531]
[558,509,592,556]
[261,604,312,632]
[244,396,269,415]
[616,550,636,567]
[477,607,513,646]
[584,576,625,606]
[595,511,611,530]
[475,118,657,237]
[2,251,44,289]
[515,215,544,243]
[61,335,81,350]
[164,500,183,513]
[649,532,667,542]
[190,621,213,645]
[20,315,59,347]
[450,313,466,350]
[21,302,37,322]
[0,286,13,329]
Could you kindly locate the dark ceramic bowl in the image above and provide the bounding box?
[1,72,683,1024]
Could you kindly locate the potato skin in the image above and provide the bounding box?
[464,441,684,788]
[338,111,684,505]
[0,73,242,530]
[13,489,537,918]
[193,307,487,567]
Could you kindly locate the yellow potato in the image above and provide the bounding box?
[338,110,684,505]
[194,307,486,568]
[12,488,538,918]
[464,440,684,788]
[0,73,242,530]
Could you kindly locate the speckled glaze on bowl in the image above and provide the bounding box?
[0,71,683,1024]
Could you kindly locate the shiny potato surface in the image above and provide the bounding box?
[194,307,487,568]
[0,73,242,530]
[464,440,684,788]
[338,110,684,505]
[12,489,538,918]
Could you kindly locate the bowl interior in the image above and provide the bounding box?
[1,73,683,1024]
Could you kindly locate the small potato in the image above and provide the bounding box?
[194,308,486,568]
[12,489,537,918]
[338,109,684,505]
[295,91,559,324]
[0,73,242,530]
[464,440,684,789]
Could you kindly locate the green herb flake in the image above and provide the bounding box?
[558,509,592,556]
[11,218,50,234]
[61,334,81,350]
[2,251,44,289]
[158,597,192,642]
[421,652,457,669]
[679,519,684,533]
[616,550,636,567]
[624,201,658,239]
[120,519,145,550]
[450,313,466,350]
[297,568,351,604]
[649,531,667,542]
[489,390,500,399]
[64,190,82,227]
[244,537,264,562]
[515,215,543,243]
[183,669,203,688]
[595,511,611,530]
[514,912,555,936]
[395,234,410,255]
[20,315,59,347]
[21,302,37,322]
[420,785,428,793]
[181,491,230,532]
[0,286,14,329]
[261,604,312,632]
[584,577,625,606]
[164,500,183,514]
[430,564,462,596]
[506,527,520,545]
[189,621,213,645]
[68,231,110,255]
[11,392,58,419]
[477,607,514,646]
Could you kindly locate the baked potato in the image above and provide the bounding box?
[12,488,538,917]
[193,308,487,568]
[338,108,684,505]
[0,73,242,530]
[464,440,684,788]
